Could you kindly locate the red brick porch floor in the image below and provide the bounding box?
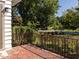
[0,44,68,59]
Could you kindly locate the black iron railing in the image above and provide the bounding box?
[12,27,79,59]
[37,34,79,59]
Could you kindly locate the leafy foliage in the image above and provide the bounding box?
[59,9,79,30]
[12,6,22,26]
[16,0,59,30]
[48,16,62,30]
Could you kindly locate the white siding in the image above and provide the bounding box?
[5,44,12,48]
[5,32,11,35]
[5,39,11,43]
[5,1,11,5]
[5,13,11,16]
[5,25,11,28]
[5,36,12,40]
[5,4,11,8]
[5,29,11,32]
[5,20,11,24]
[5,17,11,20]
[4,0,12,49]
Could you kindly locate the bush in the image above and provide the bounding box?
[12,26,33,46]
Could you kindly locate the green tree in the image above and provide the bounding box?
[48,16,62,30]
[12,6,22,26]
[60,9,79,30]
[16,0,58,30]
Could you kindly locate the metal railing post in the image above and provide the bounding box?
[76,39,79,59]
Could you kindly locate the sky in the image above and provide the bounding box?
[57,0,78,17]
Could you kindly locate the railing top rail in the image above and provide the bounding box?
[38,30,79,35]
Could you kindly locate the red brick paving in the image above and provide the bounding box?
[0,44,67,59]
[0,46,43,59]
[22,44,65,59]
